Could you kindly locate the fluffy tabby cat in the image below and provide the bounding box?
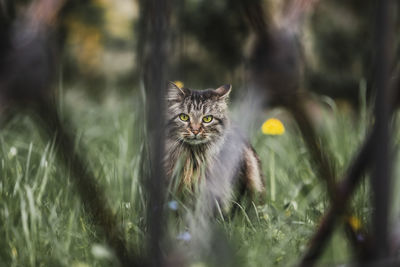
[164,82,264,206]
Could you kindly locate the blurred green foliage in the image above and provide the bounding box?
[1,1,400,266]
[21,0,394,104]
[0,89,376,266]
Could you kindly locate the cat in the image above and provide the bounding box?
[164,81,264,208]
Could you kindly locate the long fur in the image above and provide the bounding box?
[164,82,264,205]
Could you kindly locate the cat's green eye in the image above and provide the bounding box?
[202,115,213,123]
[179,113,189,121]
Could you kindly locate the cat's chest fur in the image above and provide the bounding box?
[166,143,215,188]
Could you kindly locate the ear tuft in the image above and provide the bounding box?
[215,84,232,99]
[167,81,186,100]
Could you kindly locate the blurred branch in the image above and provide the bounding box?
[0,0,139,266]
[138,0,170,265]
[287,101,337,199]
[295,0,396,264]
[299,57,400,267]
[237,0,269,37]
[298,131,374,266]
[240,0,373,261]
[370,0,395,261]
[288,94,372,263]
[27,0,65,26]
[37,102,140,266]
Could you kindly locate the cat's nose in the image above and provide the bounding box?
[190,124,201,135]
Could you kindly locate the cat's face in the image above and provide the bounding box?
[166,82,231,145]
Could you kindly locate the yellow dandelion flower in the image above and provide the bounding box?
[173,80,184,89]
[261,118,285,135]
[347,215,362,231]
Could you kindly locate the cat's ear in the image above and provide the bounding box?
[215,84,232,100]
[167,81,187,101]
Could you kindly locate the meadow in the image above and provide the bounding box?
[0,87,395,267]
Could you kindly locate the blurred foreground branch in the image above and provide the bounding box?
[240,0,369,256]
[299,77,399,265]
[300,0,397,263]
[369,0,394,261]
[138,0,170,265]
[0,0,139,266]
[298,132,374,266]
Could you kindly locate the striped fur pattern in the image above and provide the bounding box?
[164,82,264,199]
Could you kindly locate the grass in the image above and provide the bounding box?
[0,87,397,266]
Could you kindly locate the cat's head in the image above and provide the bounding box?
[166,82,231,145]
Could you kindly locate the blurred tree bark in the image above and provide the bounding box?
[137,0,171,265]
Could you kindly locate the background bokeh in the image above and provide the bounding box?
[1,0,400,266]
